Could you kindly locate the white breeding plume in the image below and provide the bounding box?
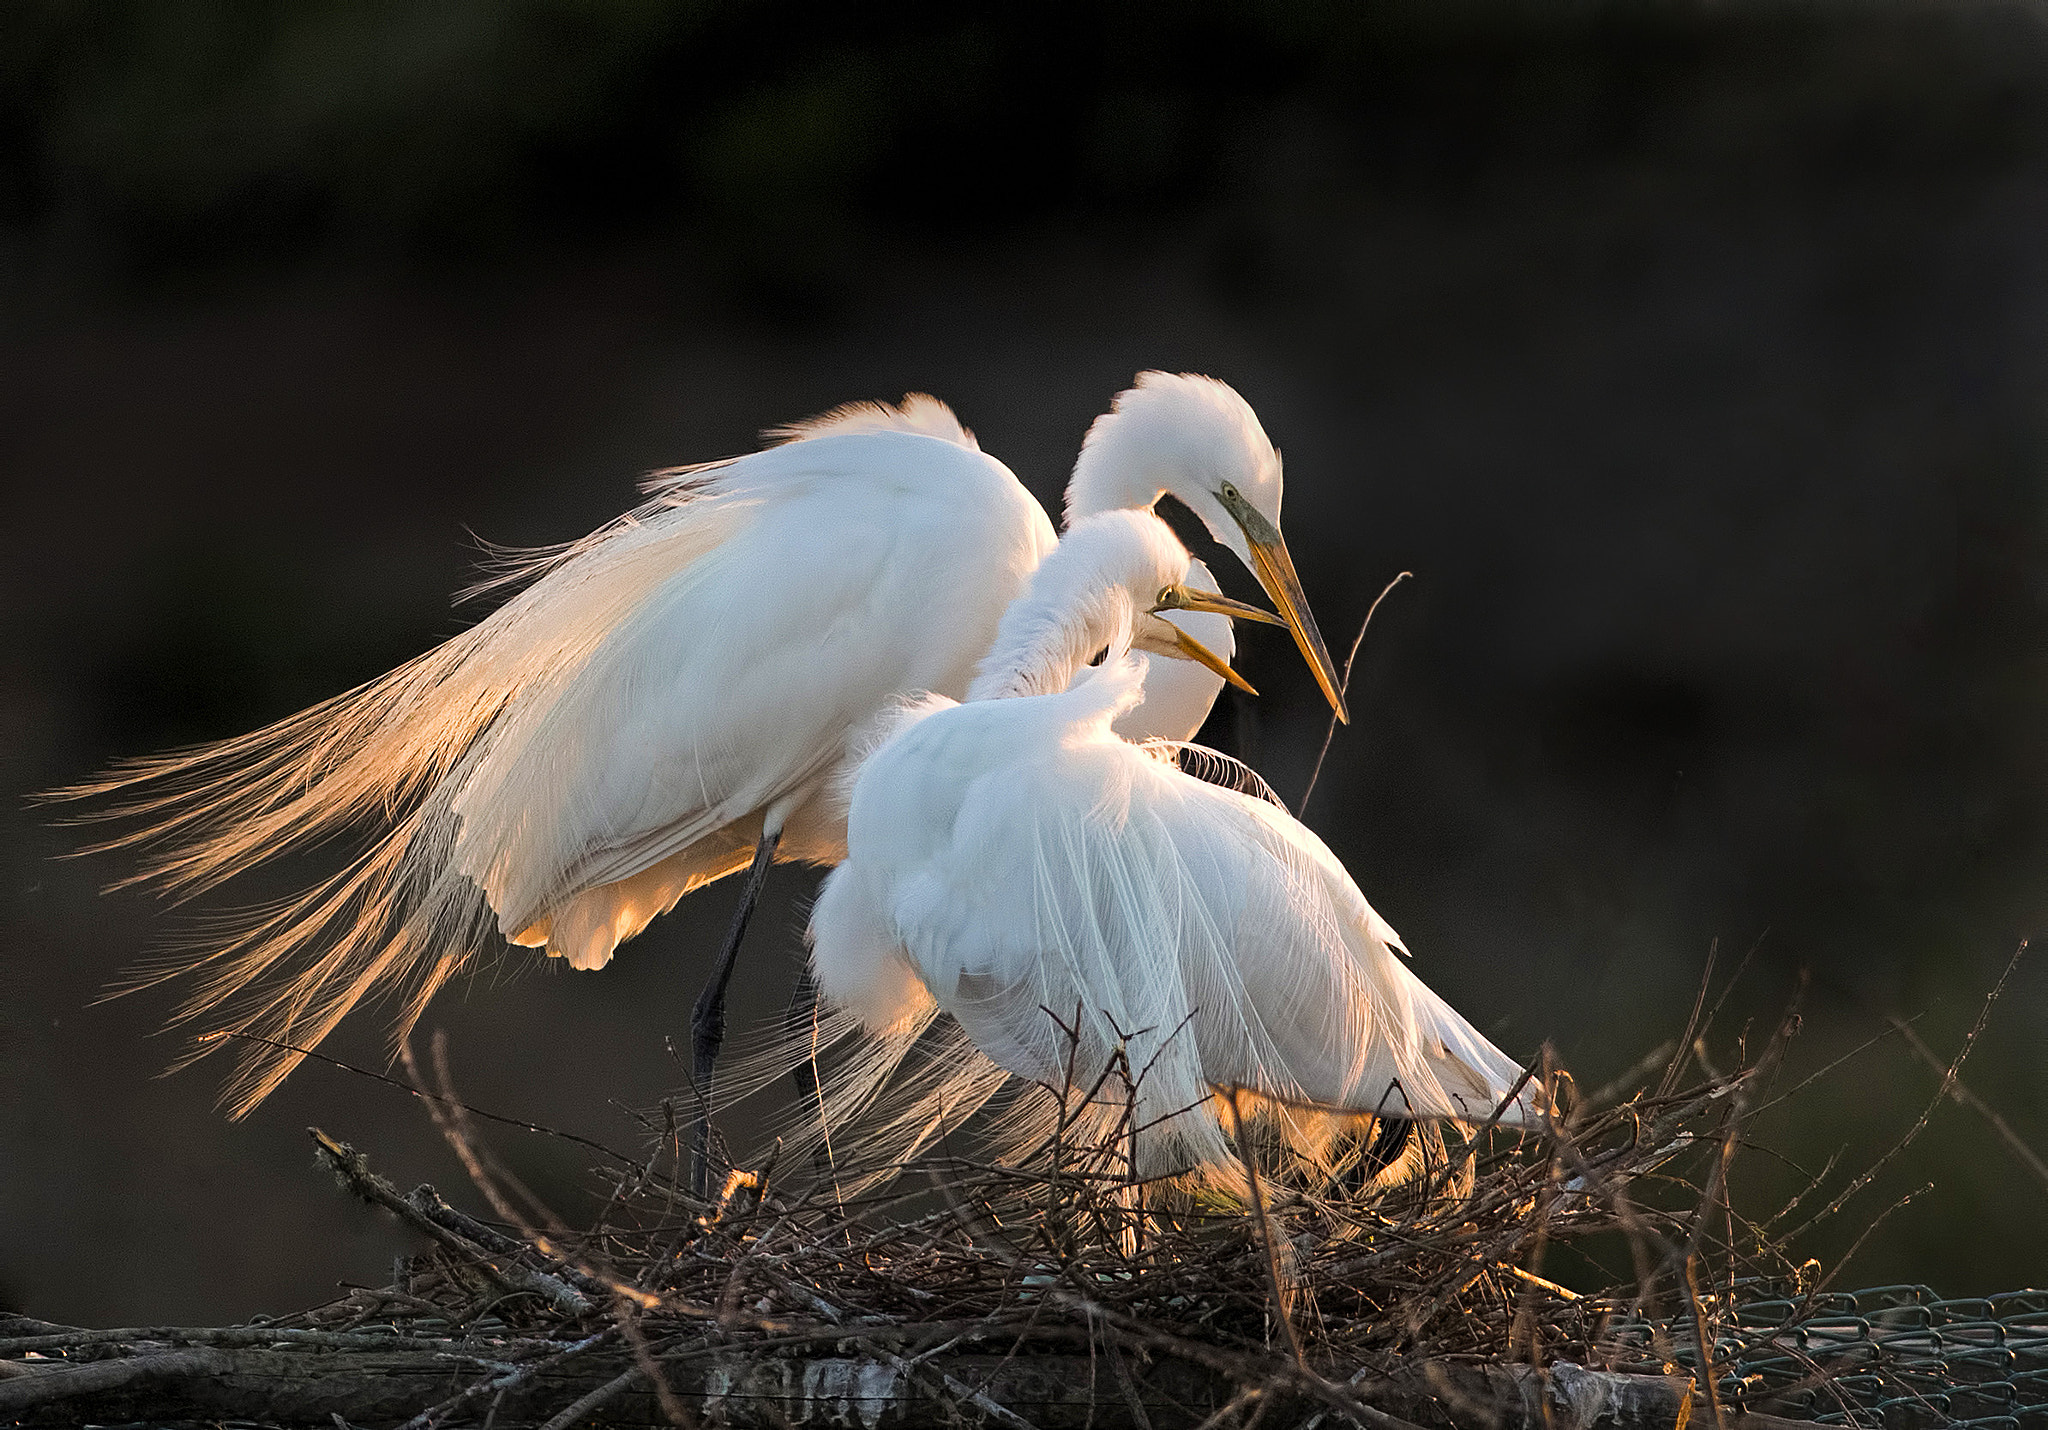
[57,373,1345,1119]
[808,511,1530,1179]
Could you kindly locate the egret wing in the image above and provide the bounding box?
[58,416,1053,1112]
[872,667,1526,1169]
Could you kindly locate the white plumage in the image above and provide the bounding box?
[808,512,1530,1179]
[64,375,1344,1116]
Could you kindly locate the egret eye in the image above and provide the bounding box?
[1220,481,1240,501]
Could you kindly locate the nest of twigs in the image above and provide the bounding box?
[7,959,2042,1430]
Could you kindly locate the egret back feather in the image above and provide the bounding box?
[808,647,1531,1181]
[51,399,1044,1115]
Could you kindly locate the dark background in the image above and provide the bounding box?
[6,0,2048,1325]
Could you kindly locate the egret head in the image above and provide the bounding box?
[1065,372,1349,722]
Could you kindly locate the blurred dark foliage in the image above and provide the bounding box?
[6,0,2048,1326]
[4,1,2043,299]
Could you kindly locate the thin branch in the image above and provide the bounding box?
[1296,570,1410,820]
[214,1028,645,1171]
[1888,1014,2048,1195]
[1776,940,2025,1248]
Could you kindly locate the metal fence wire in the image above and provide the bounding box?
[1604,1284,2048,1429]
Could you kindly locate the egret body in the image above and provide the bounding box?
[808,513,1528,1177]
[66,375,1343,1122]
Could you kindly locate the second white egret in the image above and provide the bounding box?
[807,511,1529,1179]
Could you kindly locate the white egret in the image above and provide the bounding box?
[60,373,1344,1133]
[807,510,1530,1180]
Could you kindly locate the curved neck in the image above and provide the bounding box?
[1064,458,1163,526]
[1063,411,1168,525]
[966,586,1124,704]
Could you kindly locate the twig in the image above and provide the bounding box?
[211,1029,645,1171]
[17,995,1953,1430]
[1888,1014,2048,1194]
[1296,570,1410,820]
[1776,940,2024,1247]
[404,1037,664,1313]
[869,1344,1042,1430]
[1808,1183,1933,1300]
[1657,941,1718,1099]
[535,1361,649,1430]
[309,1128,593,1318]
[1221,1088,1307,1371]
[395,1328,619,1430]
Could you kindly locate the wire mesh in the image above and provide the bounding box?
[1607,1283,2048,1429]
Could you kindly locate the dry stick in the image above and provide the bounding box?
[393,1327,620,1430]
[214,1029,646,1172]
[867,1345,1041,1430]
[610,1302,692,1425]
[309,1128,593,1317]
[1508,1049,1570,1370]
[535,1361,648,1430]
[1888,1014,2048,1195]
[0,1348,233,1414]
[400,1039,682,1319]
[1099,1317,1158,1430]
[1296,570,1411,821]
[1746,1014,1924,1123]
[1693,991,1804,1355]
[1188,1384,1265,1430]
[614,1315,690,1429]
[1808,1182,1933,1302]
[1777,939,2025,1249]
[0,1317,82,1338]
[1221,1088,1307,1372]
[0,1325,466,1357]
[1682,990,1802,1265]
[415,1035,572,1235]
[1681,1254,1727,1430]
[1657,940,1719,1100]
[1760,1146,1843,1232]
[406,1185,548,1266]
[1692,930,1771,1061]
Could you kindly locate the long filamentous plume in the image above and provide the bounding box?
[43,455,783,1116]
[766,612,1490,1196]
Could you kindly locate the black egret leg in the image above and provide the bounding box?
[1359,1113,1414,1181]
[690,829,782,1199]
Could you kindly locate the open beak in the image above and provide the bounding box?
[1155,582,1288,626]
[1166,624,1259,696]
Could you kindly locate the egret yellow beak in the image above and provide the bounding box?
[1154,582,1288,626]
[1163,624,1259,696]
[1216,488,1349,724]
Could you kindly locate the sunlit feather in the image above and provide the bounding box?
[805,517,1531,1182]
[54,374,1341,1116]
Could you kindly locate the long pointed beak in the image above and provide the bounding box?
[1155,583,1288,626]
[1245,534,1349,724]
[1167,625,1259,696]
